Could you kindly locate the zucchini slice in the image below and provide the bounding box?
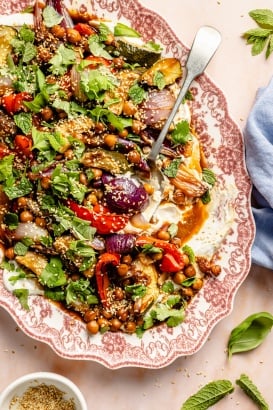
[117,38,161,67]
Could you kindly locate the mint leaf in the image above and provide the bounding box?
[0,155,14,182]
[14,112,32,135]
[128,83,147,104]
[88,34,113,59]
[181,380,234,410]
[249,9,273,28]
[236,374,269,410]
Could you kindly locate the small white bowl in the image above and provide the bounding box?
[0,372,88,410]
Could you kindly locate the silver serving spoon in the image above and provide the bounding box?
[144,25,221,222]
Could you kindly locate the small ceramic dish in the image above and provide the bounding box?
[0,372,88,410]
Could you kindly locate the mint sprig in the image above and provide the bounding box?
[243,9,273,58]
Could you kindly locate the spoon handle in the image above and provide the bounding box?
[148,25,221,162]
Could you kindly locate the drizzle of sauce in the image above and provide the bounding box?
[177,200,208,245]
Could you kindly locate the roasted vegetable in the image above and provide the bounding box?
[116,38,161,67]
[0,26,17,66]
[141,57,182,88]
[81,148,130,174]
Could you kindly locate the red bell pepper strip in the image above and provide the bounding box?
[95,253,120,307]
[66,200,129,234]
[85,55,112,69]
[135,236,185,273]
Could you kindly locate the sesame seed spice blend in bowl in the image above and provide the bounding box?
[0,372,88,410]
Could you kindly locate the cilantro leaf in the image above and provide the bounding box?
[13,288,30,310]
[171,120,192,145]
[128,83,147,104]
[65,278,98,307]
[39,257,67,288]
[88,34,113,59]
[49,44,76,75]
[80,66,118,101]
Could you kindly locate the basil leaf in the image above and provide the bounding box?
[227,312,273,358]
[180,380,234,410]
[236,374,269,410]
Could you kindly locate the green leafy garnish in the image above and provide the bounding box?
[163,158,182,177]
[65,278,98,307]
[42,5,63,28]
[236,374,269,410]
[182,245,195,264]
[13,289,30,310]
[88,34,113,59]
[80,66,118,101]
[180,380,234,410]
[49,44,76,76]
[0,155,14,182]
[153,70,165,90]
[171,120,192,145]
[14,112,32,135]
[242,9,273,58]
[128,83,147,104]
[202,168,216,186]
[124,284,147,300]
[39,257,67,288]
[227,311,273,358]
[114,22,140,38]
[4,176,33,200]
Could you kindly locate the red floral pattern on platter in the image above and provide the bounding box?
[0,0,255,369]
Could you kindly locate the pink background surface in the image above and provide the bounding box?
[1,0,273,408]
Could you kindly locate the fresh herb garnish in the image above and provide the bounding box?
[243,9,273,58]
[180,380,234,410]
[163,158,182,177]
[171,120,192,145]
[236,374,269,409]
[227,311,273,358]
[42,5,63,28]
[13,289,30,310]
[114,22,140,38]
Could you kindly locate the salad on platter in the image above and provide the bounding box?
[0,0,235,341]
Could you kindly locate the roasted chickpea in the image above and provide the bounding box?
[118,129,128,138]
[85,193,98,205]
[131,119,143,134]
[104,133,117,149]
[64,149,74,160]
[40,176,51,190]
[157,230,171,241]
[110,318,122,331]
[192,277,203,290]
[102,310,113,319]
[125,321,136,333]
[35,216,46,227]
[5,247,15,260]
[184,264,196,277]
[123,101,137,116]
[17,197,28,208]
[97,317,109,329]
[20,210,34,223]
[182,287,194,298]
[114,287,124,301]
[127,149,141,164]
[117,308,128,322]
[211,264,221,276]
[41,106,54,121]
[84,309,98,322]
[66,28,82,43]
[51,24,66,39]
[117,263,129,277]
[173,271,186,285]
[86,320,99,335]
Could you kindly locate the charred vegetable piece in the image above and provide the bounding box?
[116,38,161,67]
[81,148,130,174]
[141,58,182,88]
[0,26,17,67]
[16,251,48,276]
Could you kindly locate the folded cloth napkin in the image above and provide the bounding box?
[244,76,273,270]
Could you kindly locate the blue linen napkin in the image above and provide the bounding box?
[244,76,273,270]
